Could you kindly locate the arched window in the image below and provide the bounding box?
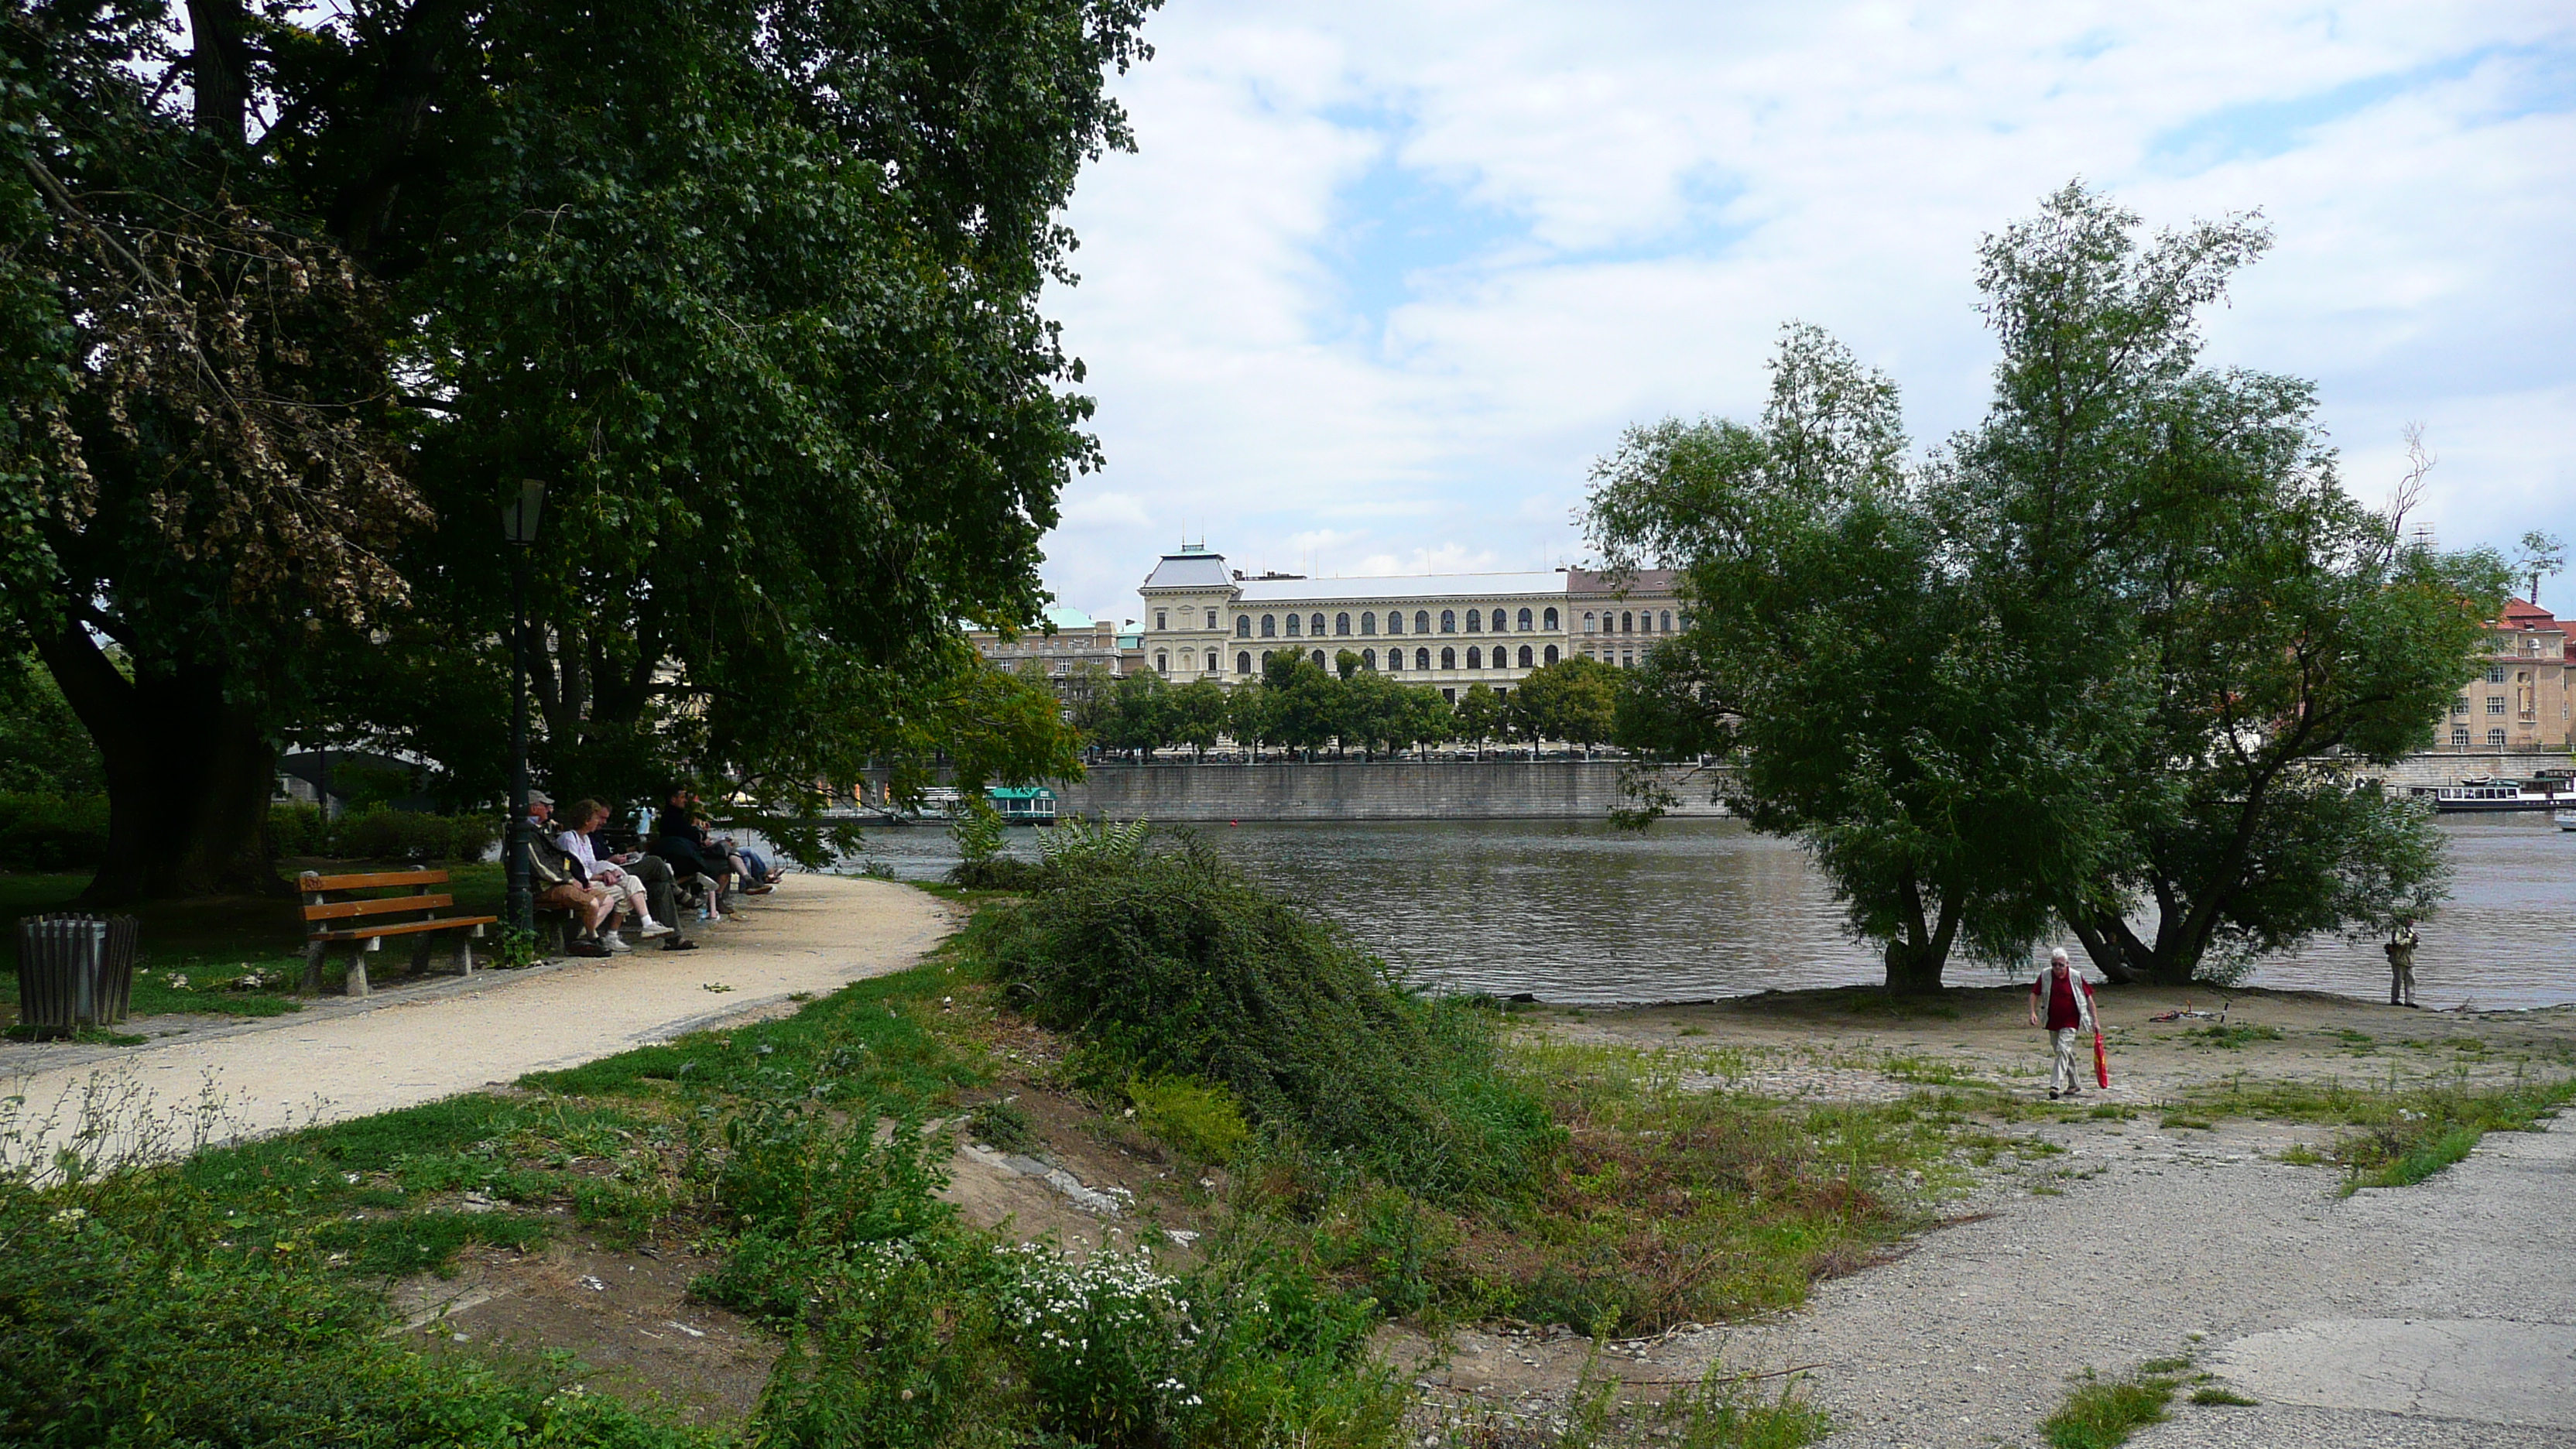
[1466,646,1482,669]
[1543,644,1559,665]
[1465,610,1481,633]
[1584,611,1597,634]
[1285,614,1302,637]
[1335,612,1351,635]
[1660,610,1673,632]
[1488,608,1506,632]
[1155,652,1169,673]
[1385,649,1401,673]
[1622,611,1633,633]
[1261,649,1274,666]
[1386,611,1402,635]
[1440,647,1456,670]
[1517,608,1533,632]
[1260,615,1276,638]
[1311,649,1326,667]
[1415,648,1430,670]
[1518,645,1533,668]
[1415,610,1431,634]
[1362,648,1377,670]
[1310,614,1326,637]
[1236,616,1251,639]
[1544,607,1560,631]
[1440,609,1457,633]
[1237,651,1252,675]
[1360,612,1376,635]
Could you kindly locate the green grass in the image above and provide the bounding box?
[2183,1023,2283,1049]
[2043,1365,2182,1449]
[2190,1386,2259,1406]
[2170,1073,2576,1192]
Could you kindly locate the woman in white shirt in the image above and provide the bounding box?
[558,799,674,950]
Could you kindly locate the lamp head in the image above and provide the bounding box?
[502,478,547,546]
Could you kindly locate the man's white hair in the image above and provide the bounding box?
[2050,947,2071,964]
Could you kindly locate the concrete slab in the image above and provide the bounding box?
[2208,1319,2576,1430]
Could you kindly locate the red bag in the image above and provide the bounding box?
[2093,1029,2111,1088]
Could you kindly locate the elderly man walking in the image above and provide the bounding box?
[2027,947,2102,1101]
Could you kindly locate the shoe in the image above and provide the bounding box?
[699,909,724,923]
[661,937,700,951]
[601,932,634,953]
[2049,1089,2060,1100]
[2067,1085,2083,1095]
[569,938,614,958]
[639,920,673,938]
[744,884,775,896]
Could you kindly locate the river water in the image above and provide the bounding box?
[838,814,2576,1010]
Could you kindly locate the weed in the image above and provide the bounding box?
[2190,1387,2258,1406]
[2184,1024,2282,1050]
[2159,1117,2214,1131]
[2042,1364,2180,1449]
[968,1096,1037,1152]
[1128,1075,1252,1164]
[313,1209,548,1276]
[2275,1143,2325,1166]
[1652,1362,1833,1448]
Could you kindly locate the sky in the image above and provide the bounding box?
[1031,0,2576,624]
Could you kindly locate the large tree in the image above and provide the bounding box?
[2,0,1152,899]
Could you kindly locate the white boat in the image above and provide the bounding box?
[2406,782,2570,814]
[2558,810,2576,833]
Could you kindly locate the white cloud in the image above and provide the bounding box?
[1034,0,2576,618]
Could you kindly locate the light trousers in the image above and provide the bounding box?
[2050,1027,2084,1093]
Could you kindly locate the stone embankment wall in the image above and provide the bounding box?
[1039,758,1732,823]
[2376,751,2571,789]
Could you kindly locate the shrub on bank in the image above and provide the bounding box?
[265,803,499,863]
[968,838,1560,1205]
[0,792,109,872]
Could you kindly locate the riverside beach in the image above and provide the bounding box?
[7,872,2569,1447]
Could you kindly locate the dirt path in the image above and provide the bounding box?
[1,875,952,1167]
[1498,988,2576,1447]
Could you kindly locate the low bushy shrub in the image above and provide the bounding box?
[263,803,500,863]
[1128,1075,1252,1164]
[969,840,1559,1204]
[0,792,109,871]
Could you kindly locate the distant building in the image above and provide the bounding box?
[2447,599,2573,752]
[1135,544,1683,702]
[964,606,1138,709]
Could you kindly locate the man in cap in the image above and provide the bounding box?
[2026,947,2102,1100]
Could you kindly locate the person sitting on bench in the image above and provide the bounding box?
[524,830,621,956]
[653,788,742,920]
[557,799,689,947]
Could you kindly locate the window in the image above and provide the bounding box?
[1311,649,1327,667]
[1440,647,1456,669]
[1415,610,1430,634]
[1237,651,1251,675]
[1465,609,1481,632]
[1415,648,1430,670]
[1206,609,1218,629]
[1362,648,1376,670]
[1622,611,1634,633]
[1584,611,1598,634]
[1518,645,1534,668]
[1387,649,1402,673]
[1360,612,1376,635]
[2489,696,2506,714]
[2452,725,2471,748]
[1260,614,1276,638]
[2488,666,2506,683]
[1336,612,1351,635]
[2452,697,2469,714]
[1310,614,1325,637]
[1544,608,1560,631]
[1155,652,1169,673]
[1237,616,1251,638]
[1205,650,1218,672]
[1286,613,1302,636]
[1155,611,1167,631]
[1660,610,1673,632]
[1621,651,1633,667]
[1440,609,1458,633]
[2489,728,2507,747]
[1442,688,1455,704]
[1466,646,1482,669]
[1386,611,1402,635]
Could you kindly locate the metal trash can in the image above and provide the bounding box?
[14,914,140,1037]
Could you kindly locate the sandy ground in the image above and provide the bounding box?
[1397,985,2576,1448]
[0,874,952,1167]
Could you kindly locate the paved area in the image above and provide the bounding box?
[1,875,951,1170]
[1673,1108,2576,1447]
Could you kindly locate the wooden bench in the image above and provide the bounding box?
[299,868,499,997]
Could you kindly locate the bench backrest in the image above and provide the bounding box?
[298,869,456,934]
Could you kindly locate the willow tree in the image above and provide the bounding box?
[2,0,1148,898]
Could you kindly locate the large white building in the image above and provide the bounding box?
[1136,544,1681,700]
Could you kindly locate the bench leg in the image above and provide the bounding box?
[346,942,372,999]
[303,940,328,995]
[410,934,436,979]
[454,933,477,976]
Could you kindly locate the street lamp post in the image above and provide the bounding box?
[502,479,546,934]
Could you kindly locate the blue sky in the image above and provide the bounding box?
[1038,1,2576,620]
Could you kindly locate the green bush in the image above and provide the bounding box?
[265,800,330,856]
[968,841,1559,1204]
[262,803,501,864]
[1129,1075,1252,1164]
[0,793,109,871]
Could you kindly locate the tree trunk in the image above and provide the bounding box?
[34,627,282,903]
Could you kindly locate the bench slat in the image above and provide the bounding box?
[299,868,450,892]
[309,914,498,944]
[303,893,456,923]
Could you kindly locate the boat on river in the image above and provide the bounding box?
[2406,780,2571,813]
[2559,809,2576,832]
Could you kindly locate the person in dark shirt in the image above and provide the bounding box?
[653,788,742,920]
[2026,947,2101,1100]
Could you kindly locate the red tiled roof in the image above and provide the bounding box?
[2499,598,2561,629]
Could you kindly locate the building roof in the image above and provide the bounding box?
[1141,546,1232,591]
[1235,570,1569,604]
[1042,605,1098,632]
[1566,567,1680,596]
[2501,598,2563,630]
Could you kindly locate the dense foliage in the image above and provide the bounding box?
[2,0,1144,899]
[1594,185,2508,988]
[1074,651,1633,759]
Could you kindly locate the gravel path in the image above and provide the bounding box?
[1,875,950,1169]
[1660,1108,2576,1447]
